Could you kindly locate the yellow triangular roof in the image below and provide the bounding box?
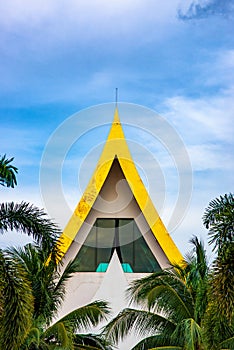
[58,108,183,265]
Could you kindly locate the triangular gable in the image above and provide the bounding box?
[58,108,183,265]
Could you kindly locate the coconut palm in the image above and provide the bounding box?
[0,249,34,350]
[201,193,234,348]
[203,241,234,349]
[0,155,64,349]
[104,237,233,349]
[20,300,111,350]
[105,240,207,349]
[7,243,111,350]
[203,193,234,253]
[0,155,111,349]
[105,269,205,349]
[0,154,18,188]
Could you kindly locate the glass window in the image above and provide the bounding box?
[119,219,161,273]
[75,218,161,273]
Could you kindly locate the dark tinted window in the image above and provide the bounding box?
[75,219,161,273]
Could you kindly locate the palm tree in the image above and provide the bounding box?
[20,300,111,350]
[203,193,234,253]
[0,154,18,188]
[203,242,234,349]
[0,155,112,349]
[7,243,111,350]
[105,239,207,349]
[105,270,205,349]
[0,154,65,349]
[202,193,234,348]
[0,154,59,249]
[0,249,33,350]
[0,201,60,251]
[104,237,233,349]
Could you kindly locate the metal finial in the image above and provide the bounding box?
[115,88,118,107]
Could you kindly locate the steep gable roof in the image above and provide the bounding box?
[58,108,183,265]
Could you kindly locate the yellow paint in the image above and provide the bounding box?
[58,107,183,265]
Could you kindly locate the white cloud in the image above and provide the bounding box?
[188,144,233,171]
[0,1,178,27]
[160,92,234,204]
[163,90,234,143]
[193,49,234,91]
[0,0,180,42]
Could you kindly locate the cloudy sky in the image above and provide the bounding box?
[0,0,233,258]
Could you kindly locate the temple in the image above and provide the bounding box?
[57,107,183,319]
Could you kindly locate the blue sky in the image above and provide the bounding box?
[0,0,233,258]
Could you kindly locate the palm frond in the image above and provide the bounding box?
[58,300,111,332]
[147,283,193,322]
[188,236,208,278]
[0,249,33,350]
[74,333,114,350]
[127,269,194,323]
[44,321,73,349]
[0,154,18,188]
[172,318,203,350]
[202,243,234,346]
[20,327,41,348]
[127,271,167,306]
[203,193,234,252]
[178,236,209,322]
[132,334,182,350]
[219,335,234,349]
[52,257,82,307]
[6,244,58,323]
[209,242,234,322]
[104,308,176,345]
[0,201,60,250]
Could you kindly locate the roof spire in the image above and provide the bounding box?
[113,88,120,124]
[115,87,118,108]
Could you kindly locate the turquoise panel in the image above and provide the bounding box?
[96,263,109,272]
[121,263,133,272]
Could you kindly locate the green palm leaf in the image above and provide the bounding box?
[59,300,111,332]
[127,271,165,306]
[132,334,182,350]
[172,318,203,350]
[43,321,73,349]
[178,237,209,322]
[203,193,234,252]
[219,335,234,349]
[0,154,18,188]
[147,282,193,322]
[0,201,60,249]
[128,269,194,323]
[20,327,41,348]
[105,308,176,344]
[0,249,33,350]
[7,244,59,323]
[74,333,113,350]
[52,257,83,307]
